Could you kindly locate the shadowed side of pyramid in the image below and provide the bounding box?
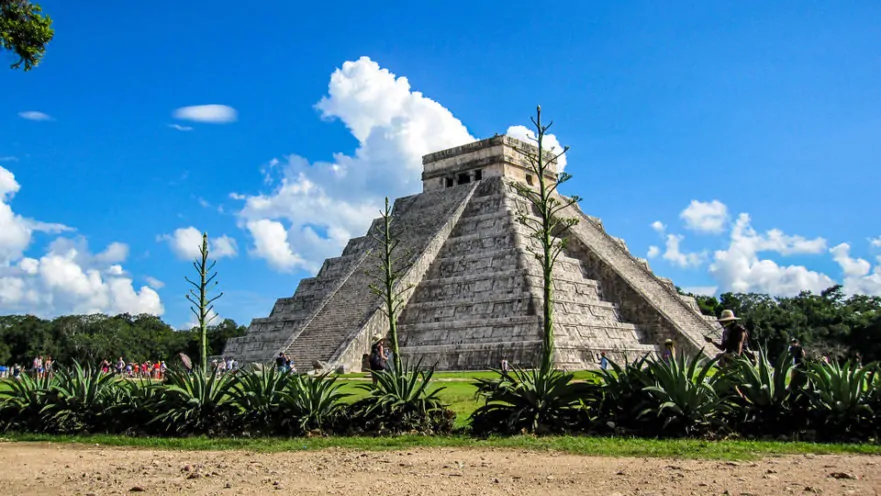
[223,136,721,371]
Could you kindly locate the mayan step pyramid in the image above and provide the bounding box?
[223,136,721,371]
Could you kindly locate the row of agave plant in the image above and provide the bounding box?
[1,351,878,442]
[472,350,881,442]
[0,362,453,437]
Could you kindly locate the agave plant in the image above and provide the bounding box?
[227,367,292,433]
[593,354,654,433]
[353,360,453,434]
[103,378,161,434]
[719,349,804,435]
[470,366,595,435]
[279,373,349,435]
[805,360,875,439]
[638,353,727,437]
[0,373,54,432]
[42,362,126,433]
[151,368,236,435]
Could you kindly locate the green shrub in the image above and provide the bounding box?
[806,360,876,440]
[0,373,54,433]
[718,349,808,437]
[352,361,454,435]
[470,367,594,435]
[639,354,727,437]
[42,362,126,433]
[279,373,349,435]
[114,378,162,435]
[593,355,654,434]
[151,368,236,435]
[228,367,291,434]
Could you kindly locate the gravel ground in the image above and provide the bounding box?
[0,442,879,495]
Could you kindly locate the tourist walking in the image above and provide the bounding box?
[704,310,750,367]
[598,352,609,371]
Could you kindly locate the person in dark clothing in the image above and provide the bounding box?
[368,336,386,383]
[705,309,749,367]
[275,352,288,373]
[789,338,806,366]
[788,338,808,389]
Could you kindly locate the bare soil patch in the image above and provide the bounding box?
[0,442,878,495]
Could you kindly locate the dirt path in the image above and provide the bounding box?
[0,442,878,495]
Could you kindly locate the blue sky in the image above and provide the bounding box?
[2,1,880,328]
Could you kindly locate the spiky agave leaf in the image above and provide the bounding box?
[0,372,54,432]
[638,353,726,437]
[42,361,125,433]
[354,359,453,434]
[806,360,875,438]
[470,366,596,435]
[151,367,236,435]
[280,373,349,434]
[718,348,801,434]
[227,367,292,432]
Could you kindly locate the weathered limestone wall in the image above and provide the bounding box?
[279,182,478,372]
[422,136,558,193]
[328,182,479,372]
[399,177,654,370]
[560,201,721,357]
[222,235,372,363]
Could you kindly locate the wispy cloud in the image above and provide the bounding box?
[172,104,237,124]
[18,111,53,121]
[167,123,194,132]
[0,156,18,162]
[145,276,165,289]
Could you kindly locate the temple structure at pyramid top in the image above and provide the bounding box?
[223,135,721,371]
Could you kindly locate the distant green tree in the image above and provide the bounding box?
[0,0,54,71]
[511,106,580,372]
[185,232,224,371]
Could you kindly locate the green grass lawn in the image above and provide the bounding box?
[5,433,880,461]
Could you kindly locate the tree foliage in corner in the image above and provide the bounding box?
[0,0,54,71]
[186,233,224,371]
[512,106,581,372]
[367,197,411,371]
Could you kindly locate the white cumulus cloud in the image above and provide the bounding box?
[652,200,881,297]
[505,125,568,172]
[233,57,476,272]
[662,234,706,268]
[830,243,881,296]
[172,104,237,124]
[158,227,239,260]
[680,200,729,234]
[708,213,833,295]
[1,166,74,266]
[871,236,881,248]
[18,111,53,121]
[0,231,163,318]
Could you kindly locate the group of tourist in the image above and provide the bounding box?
[213,357,240,374]
[99,358,167,379]
[0,356,56,380]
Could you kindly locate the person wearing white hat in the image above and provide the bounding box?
[704,309,750,366]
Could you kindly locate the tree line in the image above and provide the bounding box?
[681,285,881,363]
[0,313,246,367]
